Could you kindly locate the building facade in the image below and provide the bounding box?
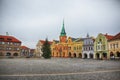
[108,32,120,59]
[94,33,113,59]
[82,34,94,59]
[0,35,21,57]
[35,40,52,57]
[51,20,83,58]
[20,46,30,57]
[30,49,35,57]
[67,37,83,58]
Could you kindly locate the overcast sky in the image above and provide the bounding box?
[0,0,120,48]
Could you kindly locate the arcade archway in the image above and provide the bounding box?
[89,53,93,58]
[84,53,87,58]
[6,52,11,56]
[13,53,18,56]
[73,53,76,58]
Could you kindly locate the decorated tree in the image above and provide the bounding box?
[42,38,51,59]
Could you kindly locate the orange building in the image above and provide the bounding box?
[51,21,83,58]
[108,32,120,59]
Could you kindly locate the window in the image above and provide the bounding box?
[68,47,71,50]
[98,39,102,44]
[77,46,78,50]
[113,44,115,49]
[0,46,3,50]
[0,42,4,44]
[97,46,100,50]
[89,41,90,44]
[110,44,112,49]
[2,42,5,44]
[91,47,93,50]
[99,39,102,42]
[103,45,105,50]
[74,47,76,50]
[86,41,87,45]
[79,46,81,50]
[84,47,85,51]
[14,43,17,46]
[17,48,19,51]
[7,42,10,45]
[89,47,90,50]
[6,47,12,51]
[7,38,12,41]
[10,42,13,45]
[14,48,17,51]
[0,38,4,40]
[116,43,118,48]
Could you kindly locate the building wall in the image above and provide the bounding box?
[35,41,43,57]
[108,39,120,57]
[94,33,109,59]
[82,38,94,59]
[0,42,21,56]
[20,48,30,57]
[51,37,83,58]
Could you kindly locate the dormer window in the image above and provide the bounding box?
[7,38,12,41]
[98,39,102,44]
[0,38,4,41]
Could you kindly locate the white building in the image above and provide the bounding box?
[82,34,94,59]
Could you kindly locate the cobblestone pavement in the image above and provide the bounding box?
[0,58,120,80]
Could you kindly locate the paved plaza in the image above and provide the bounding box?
[0,58,120,80]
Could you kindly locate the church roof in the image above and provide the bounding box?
[60,20,66,36]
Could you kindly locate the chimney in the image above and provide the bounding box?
[6,32,9,36]
[106,33,108,35]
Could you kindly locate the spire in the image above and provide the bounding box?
[87,33,89,38]
[60,19,66,36]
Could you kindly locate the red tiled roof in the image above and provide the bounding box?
[21,46,29,49]
[110,32,120,40]
[30,49,35,52]
[0,35,21,43]
[40,40,53,45]
[104,33,114,40]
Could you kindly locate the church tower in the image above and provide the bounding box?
[59,20,67,43]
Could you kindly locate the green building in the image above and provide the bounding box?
[94,33,113,59]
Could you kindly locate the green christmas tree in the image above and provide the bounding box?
[42,38,51,59]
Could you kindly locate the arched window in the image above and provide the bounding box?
[73,53,76,58]
[13,53,18,56]
[84,53,87,58]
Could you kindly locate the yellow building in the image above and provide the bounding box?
[51,21,83,58]
[108,32,120,59]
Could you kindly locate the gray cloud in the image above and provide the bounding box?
[0,0,120,48]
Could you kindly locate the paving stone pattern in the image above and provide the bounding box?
[0,58,120,80]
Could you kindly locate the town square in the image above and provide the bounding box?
[0,58,120,80]
[0,0,120,80]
